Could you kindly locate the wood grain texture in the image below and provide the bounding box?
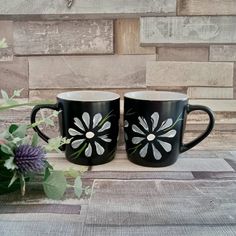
[0,0,176,20]
[86,180,236,226]
[29,55,155,89]
[189,99,236,112]
[115,19,155,55]
[14,20,113,55]
[141,16,236,45]
[91,158,233,172]
[177,0,236,16]
[29,88,144,101]
[187,87,234,99]
[0,21,13,61]
[146,61,234,87]
[0,57,28,97]
[210,45,236,62]
[157,47,208,61]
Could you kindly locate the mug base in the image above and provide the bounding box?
[65,152,116,166]
[127,156,177,167]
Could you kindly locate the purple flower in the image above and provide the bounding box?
[14,145,46,173]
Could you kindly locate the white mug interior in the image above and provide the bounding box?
[57,91,120,102]
[124,91,188,101]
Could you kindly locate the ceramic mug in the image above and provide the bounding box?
[31,91,120,165]
[124,91,215,167]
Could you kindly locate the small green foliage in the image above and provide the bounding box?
[74,176,83,198]
[31,132,39,147]
[43,171,67,200]
[0,38,7,48]
[4,156,17,170]
[45,136,71,153]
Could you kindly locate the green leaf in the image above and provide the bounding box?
[44,117,54,126]
[19,173,26,196]
[13,89,24,97]
[1,144,14,156]
[8,171,18,187]
[44,167,51,181]
[31,132,39,147]
[9,124,19,133]
[43,171,67,200]
[0,38,7,49]
[84,186,92,196]
[12,125,28,138]
[66,168,80,178]
[1,89,9,101]
[74,176,83,198]
[4,156,17,170]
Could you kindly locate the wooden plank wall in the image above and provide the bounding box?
[0,0,236,131]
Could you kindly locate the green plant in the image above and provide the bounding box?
[0,89,89,199]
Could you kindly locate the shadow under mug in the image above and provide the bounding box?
[31,91,120,166]
[124,91,215,167]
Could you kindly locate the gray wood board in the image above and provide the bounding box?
[29,55,155,89]
[0,0,176,20]
[14,20,113,55]
[141,16,236,45]
[85,180,236,226]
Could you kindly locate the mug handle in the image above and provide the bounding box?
[180,104,215,153]
[30,103,59,143]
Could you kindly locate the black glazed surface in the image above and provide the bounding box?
[124,94,215,167]
[31,93,120,166]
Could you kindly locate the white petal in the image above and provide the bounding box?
[139,143,148,158]
[82,112,90,129]
[99,134,112,143]
[71,139,85,149]
[138,117,149,131]
[132,137,145,144]
[159,129,177,138]
[158,140,172,152]
[74,117,85,131]
[124,120,129,128]
[85,143,92,157]
[93,113,102,128]
[151,112,159,131]
[152,144,162,160]
[94,141,105,155]
[157,118,173,132]
[68,128,83,136]
[124,132,128,141]
[132,124,145,135]
[98,121,111,132]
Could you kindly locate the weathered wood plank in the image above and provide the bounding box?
[0,0,176,20]
[0,57,28,97]
[146,61,234,87]
[115,19,155,55]
[29,55,155,89]
[0,21,13,61]
[210,45,236,62]
[86,180,236,226]
[189,99,236,112]
[141,16,236,45]
[29,88,144,101]
[187,87,234,99]
[91,158,234,172]
[177,0,236,16]
[157,47,208,61]
[14,20,113,55]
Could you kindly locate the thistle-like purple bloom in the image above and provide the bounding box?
[14,145,46,173]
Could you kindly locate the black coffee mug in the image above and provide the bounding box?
[31,91,120,165]
[124,91,215,167]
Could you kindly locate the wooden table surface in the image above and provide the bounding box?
[1,147,236,236]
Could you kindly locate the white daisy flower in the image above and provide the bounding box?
[130,112,177,160]
[68,112,112,157]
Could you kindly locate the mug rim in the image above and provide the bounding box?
[124,91,188,101]
[57,90,120,102]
